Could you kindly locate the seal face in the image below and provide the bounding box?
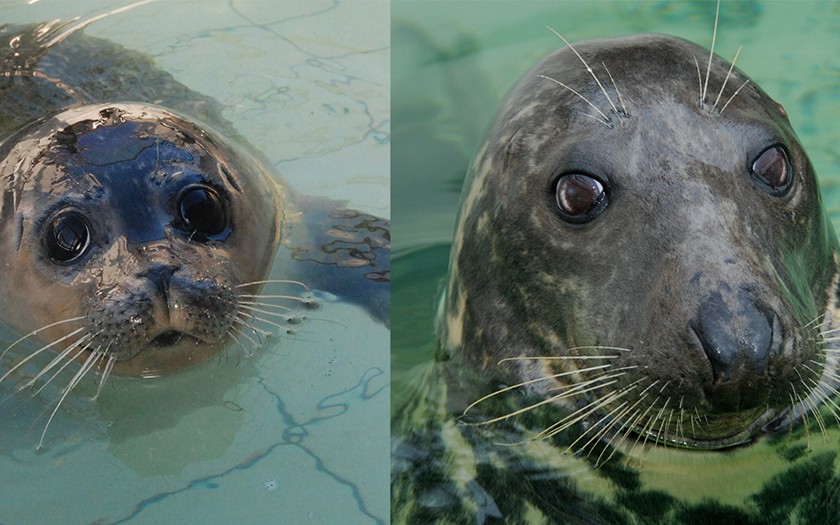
[0,103,280,376]
[438,34,840,449]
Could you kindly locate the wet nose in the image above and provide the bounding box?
[691,289,775,411]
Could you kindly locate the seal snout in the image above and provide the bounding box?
[691,289,779,412]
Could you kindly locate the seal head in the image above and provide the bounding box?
[439,34,840,449]
[0,103,280,376]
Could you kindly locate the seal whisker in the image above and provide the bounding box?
[546,27,620,117]
[499,354,624,364]
[601,62,628,116]
[237,312,290,333]
[226,327,257,359]
[712,46,743,111]
[42,0,161,49]
[579,400,630,460]
[37,343,102,449]
[0,326,87,384]
[93,352,116,400]
[718,79,750,114]
[235,279,310,291]
[595,393,650,465]
[477,372,625,427]
[544,367,637,394]
[463,363,614,414]
[232,317,273,340]
[539,377,643,440]
[561,380,642,452]
[629,397,659,452]
[644,396,672,446]
[701,0,722,103]
[655,402,675,448]
[238,293,312,305]
[791,391,812,447]
[237,300,293,313]
[800,362,840,426]
[566,345,632,353]
[693,55,703,103]
[538,75,610,125]
[629,392,663,453]
[608,405,648,464]
[805,313,827,330]
[0,316,86,362]
[25,333,97,392]
[237,303,297,319]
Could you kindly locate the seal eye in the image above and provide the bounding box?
[751,145,792,195]
[178,186,228,239]
[45,211,91,264]
[554,174,608,223]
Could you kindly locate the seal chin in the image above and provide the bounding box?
[105,331,229,377]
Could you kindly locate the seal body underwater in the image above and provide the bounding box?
[393,32,840,525]
[0,22,389,383]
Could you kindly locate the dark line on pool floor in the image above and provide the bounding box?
[104,367,386,525]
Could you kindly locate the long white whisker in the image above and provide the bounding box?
[235,279,309,291]
[0,316,86,362]
[37,345,101,449]
[719,79,750,114]
[702,0,722,102]
[539,75,610,125]
[463,363,613,414]
[0,326,87,384]
[712,45,743,110]
[546,27,619,116]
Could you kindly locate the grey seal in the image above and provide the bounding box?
[439,32,840,449]
[393,30,840,525]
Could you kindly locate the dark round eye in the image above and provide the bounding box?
[751,145,791,195]
[554,173,609,223]
[45,211,91,264]
[178,186,228,239]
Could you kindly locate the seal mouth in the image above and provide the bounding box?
[149,330,189,348]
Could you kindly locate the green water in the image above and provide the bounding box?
[392,1,840,523]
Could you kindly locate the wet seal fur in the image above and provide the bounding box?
[0,21,389,443]
[394,29,840,525]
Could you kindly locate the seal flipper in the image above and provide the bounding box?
[282,194,390,327]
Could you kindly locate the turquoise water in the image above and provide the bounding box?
[391,0,840,522]
[0,1,389,524]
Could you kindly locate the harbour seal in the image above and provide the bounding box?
[0,21,389,421]
[394,27,840,525]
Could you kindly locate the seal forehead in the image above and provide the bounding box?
[496,33,779,142]
[0,103,249,243]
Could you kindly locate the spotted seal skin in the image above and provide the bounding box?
[393,32,840,525]
[0,102,280,376]
[0,21,389,387]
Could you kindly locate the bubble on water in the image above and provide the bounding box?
[263,479,279,491]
